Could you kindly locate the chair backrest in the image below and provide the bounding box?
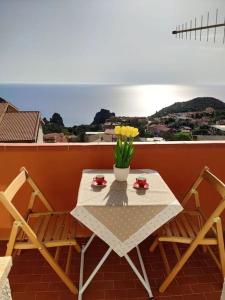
[0,167,53,232]
[182,166,225,228]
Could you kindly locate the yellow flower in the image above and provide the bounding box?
[123,126,129,137]
[120,126,127,136]
[114,126,121,135]
[130,127,139,137]
[115,126,139,138]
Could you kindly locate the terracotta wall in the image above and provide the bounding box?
[0,142,225,239]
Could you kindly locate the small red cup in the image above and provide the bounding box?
[136,176,147,188]
[94,175,105,185]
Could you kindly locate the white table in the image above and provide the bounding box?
[71,169,183,300]
[0,257,12,300]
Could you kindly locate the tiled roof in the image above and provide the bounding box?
[0,112,40,142]
[0,103,8,119]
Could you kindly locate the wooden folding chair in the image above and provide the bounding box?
[149,166,225,293]
[0,167,80,294]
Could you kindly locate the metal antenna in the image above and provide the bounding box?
[214,8,218,43]
[223,17,225,43]
[207,11,210,42]
[200,15,203,41]
[195,17,197,40]
[172,9,225,45]
[185,22,187,39]
[190,20,192,40]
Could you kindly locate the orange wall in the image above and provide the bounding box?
[0,142,225,239]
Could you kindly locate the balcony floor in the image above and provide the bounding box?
[0,237,223,300]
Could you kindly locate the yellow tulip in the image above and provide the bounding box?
[114,126,121,135]
[124,126,130,137]
[131,127,139,137]
[120,126,127,136]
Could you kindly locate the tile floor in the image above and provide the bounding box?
[0,237,223,300]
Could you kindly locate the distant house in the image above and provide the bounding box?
[104,129,116,142]
[180,126,192,133]
[0,98,43,143]
[85,132,104,142]
[204,107,215,114]
[85,130,116,142]
[43,133,68,143]
[148,124,171,137]
[211,125,225,135]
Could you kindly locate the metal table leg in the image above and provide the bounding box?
[78,235,154,300]
[78,234,112,300]
[124,247,154,299]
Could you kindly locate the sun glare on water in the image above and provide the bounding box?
[117,85,187,117]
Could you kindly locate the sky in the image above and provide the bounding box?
[0,0,225,124]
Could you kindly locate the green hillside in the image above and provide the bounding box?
[152,97,225,117]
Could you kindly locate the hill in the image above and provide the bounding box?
[152,97,225,117]
[92,108,115,125]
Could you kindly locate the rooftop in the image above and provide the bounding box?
[0,98,42,143]
[212,125,225,132]
[0,112,41,143]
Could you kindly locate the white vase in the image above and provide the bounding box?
[113,164,130,181]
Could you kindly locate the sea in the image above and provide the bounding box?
[0,84,225,126]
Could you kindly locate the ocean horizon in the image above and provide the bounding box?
[0,83,225,126]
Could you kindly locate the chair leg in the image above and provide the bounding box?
[159,242,198,293]
[206,245,221,271]
[6,221,20,256]
[159,243,171,275]
[202,245,207,253]
[39,246,78,294]
[215,218,225,277]
[65,246,73,275]
[55,247,61,261]
[149,237,159,252]
[172,243,181,260]
[73,241,81,253]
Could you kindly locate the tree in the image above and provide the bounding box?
[170,132,192,141]
[50,113,64,127]
[138,125,146,137]
[42,113,65,134]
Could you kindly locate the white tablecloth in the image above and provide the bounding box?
[71,169,183,257]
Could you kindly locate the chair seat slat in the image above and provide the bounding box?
[180,214,195,238]
[44,214,58,242]
[175,218,189,237]
[53,214,66,241]
[170,220,180,237]
[61,215,72,240]
[37,215,51,241]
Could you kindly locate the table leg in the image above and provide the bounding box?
[78,235,154,300]
[79,234,96,300]
[136,246,152,295]
[78,234,112,300]
[124,248,154,299]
